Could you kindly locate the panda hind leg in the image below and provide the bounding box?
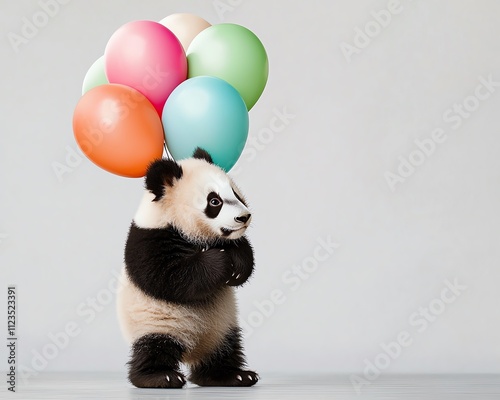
[128,333,186,388]
[189,327,258,387]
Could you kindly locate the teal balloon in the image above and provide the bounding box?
[162,76,249,171]
[187,23,268,110]
[82,56,108,95]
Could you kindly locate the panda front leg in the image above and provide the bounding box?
[222,236,255,287]
[128,333,186,388]
[189,327,258,387]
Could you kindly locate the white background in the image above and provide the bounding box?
[1,0,500,377]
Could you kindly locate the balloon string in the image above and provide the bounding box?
[163,141,171,160]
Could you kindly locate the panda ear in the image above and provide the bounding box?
[145,159,183,201]
[192,147,214,164]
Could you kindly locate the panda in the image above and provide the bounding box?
[116,148,258,388]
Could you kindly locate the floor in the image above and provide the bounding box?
[8,373,500,399]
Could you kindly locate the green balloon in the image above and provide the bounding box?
[82,55,109,95]
[187,23,268,110]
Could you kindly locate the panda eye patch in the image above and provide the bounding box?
[205,192,223,219]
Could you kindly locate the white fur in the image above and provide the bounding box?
[116,268,238,365]
[133,191,172,228]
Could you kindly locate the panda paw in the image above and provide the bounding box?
[190,369,259,387]
[129,370,186,389]
[164,371,187,388]
[222,253,253,287]
[231,370,259,386]
[225,267,248,286]
[200,247,251,287]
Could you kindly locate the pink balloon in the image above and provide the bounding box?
[105,20,187,116]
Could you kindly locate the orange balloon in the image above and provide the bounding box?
[73,84,164,178]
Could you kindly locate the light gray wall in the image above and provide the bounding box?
[1,0,500,380]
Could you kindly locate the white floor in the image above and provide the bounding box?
[7,373,500,399]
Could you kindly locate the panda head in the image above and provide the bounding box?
[133,148,252,244]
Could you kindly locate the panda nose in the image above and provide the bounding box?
[235,213,251,224]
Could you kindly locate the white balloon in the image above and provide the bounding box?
[160,13,211,53]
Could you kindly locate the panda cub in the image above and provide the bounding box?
[117,148,258,388]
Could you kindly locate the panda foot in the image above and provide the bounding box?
[129,370,186,389]
[190,369,259,387]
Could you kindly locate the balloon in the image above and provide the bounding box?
[159,13,211,53]
[162,77,248,172]
[105,20,187,116]
[73,84,164,178]
[187,23,268,110]
[82,55,108,95]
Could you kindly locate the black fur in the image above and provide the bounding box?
[232,188,247,207]
[222,236,255,286]
[205,192,223,219]
[189,327,258,387]
[192,147,214,164]
[145,159,183,201]
[128,333,186,388]
[124,224,254,304]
